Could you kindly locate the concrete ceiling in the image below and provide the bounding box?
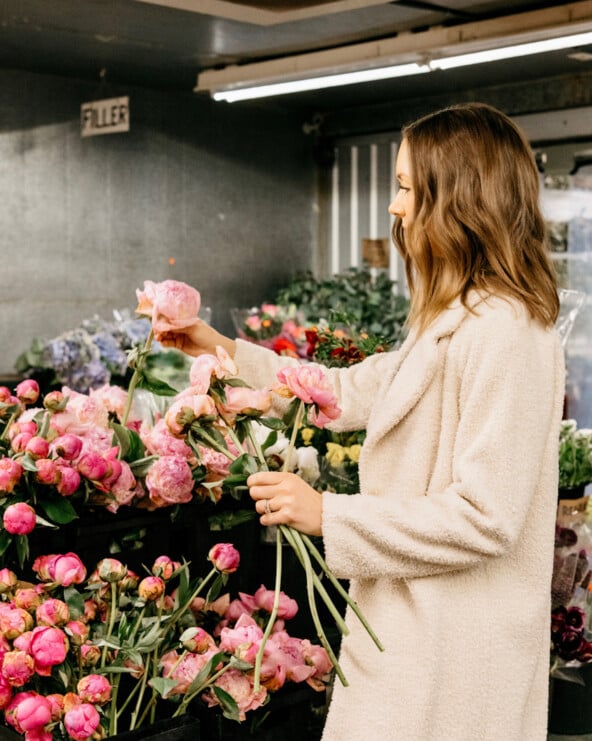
[0,0,591,114]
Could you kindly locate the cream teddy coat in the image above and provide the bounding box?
[234,293,565,741]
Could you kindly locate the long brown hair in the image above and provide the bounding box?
[392,102,559,333]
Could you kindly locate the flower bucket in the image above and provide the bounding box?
[549,664,592,735]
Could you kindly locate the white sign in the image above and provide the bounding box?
[80,96,130,138]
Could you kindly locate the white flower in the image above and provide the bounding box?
[295,446,321,485]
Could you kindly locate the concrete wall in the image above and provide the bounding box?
[0,69,316,376]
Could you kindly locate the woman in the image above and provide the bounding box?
[158,103,565,740]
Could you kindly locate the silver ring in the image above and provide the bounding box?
[264,500,271,515]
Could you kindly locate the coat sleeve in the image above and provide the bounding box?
[322,310,565,580]
[234,338,403,432]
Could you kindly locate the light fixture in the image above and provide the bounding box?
[195,2,592,102]
[212,63,428,102]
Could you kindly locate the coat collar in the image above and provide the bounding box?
[364,292,487,448]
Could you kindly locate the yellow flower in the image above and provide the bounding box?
[300,427,315,446]
[325,443,346,466]
[346,444,362,463]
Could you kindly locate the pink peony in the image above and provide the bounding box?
[0,674,12,709]
[208,543,240,574]
[3,503,36,536]
[77,674,111,704]
[63,702,101,741]
[151,556,180,581]
[136,279,201,334]
[24,437,49,459]
[108,460,137,509]
[275,365,341,428]
[34,459,60,486]
[0,568,17,593]
[64,621,89,646]
[219,614,263,664]
[13,588,43,612]
[188,346,238,391]
[203,668,267,721]
[0,605,33,639]
[32,553,86,587]
[164,394,217,436]
[55,464,81,497]
[0,459,23,493]
[1,651,35,687]
[219,386,272,419]
[35,599,70,627]
[15,380,40,406]
[252,584,298,620]
[160,649,218,695]
[7,692,51,732]
[29,626,69,675]
[50,434,83,461]
[89,384,130,423]
[140,418,194,460]
[145,455,194,507]
[138,576,165,602]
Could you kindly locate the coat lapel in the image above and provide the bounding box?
[364,294,485,447]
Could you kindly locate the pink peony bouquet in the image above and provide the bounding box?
[0,543,333,739]
[0,278,383,695]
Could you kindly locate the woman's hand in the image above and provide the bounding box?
[248,471,323,537]
[155,319,236,359]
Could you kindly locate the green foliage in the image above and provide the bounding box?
[274,268,409,347]
[559,420,592,489]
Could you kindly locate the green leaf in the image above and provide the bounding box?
[149,676,179,699]
[15,535,29,570]
[257,417,285,432]
[0,531,12,557]
[228,454,259,476]
[63,587,86,620]
[214,685,241,722]
[38,496,78,525]
[186,651,227,695]
[208,508,257,531]
[111,423,146,462]
[20,454,39,473]
[135,369,178,397]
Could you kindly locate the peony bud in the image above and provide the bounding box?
[24,436,49,459]
[64,702,101,741]
[138,576,165,602]
[50,433,83,461]
[96,558,127,583]
[3,503,36,536]
[151,556,180,581]
[34,459,60,486]
[0,459,23,494]
[15,380,40,406]
[35,599,70,627]
[43,391,67,412]
[208,543,240,574]
[0,569,17,594]
[77,674,112,705]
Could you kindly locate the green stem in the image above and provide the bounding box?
[280,525,348,636]
[247,425,269,470]
[115,671,144,720]
[189,429,236,461]
[253,526,283,692]
[282,402,305,473]
[108,674,121,736]
[301,533,384,652]
[284,525,347,686]
[101,582,119,669]
[122,329,154,426]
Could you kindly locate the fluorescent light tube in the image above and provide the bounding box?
[432,30,592,70]
[212,62,428,102]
